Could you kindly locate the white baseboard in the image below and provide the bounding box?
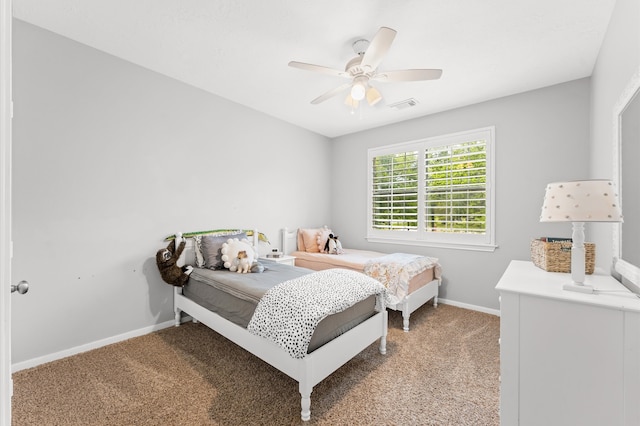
[438,298,500,317]
[11,319,179,373]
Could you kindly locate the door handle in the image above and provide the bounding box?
[11,280,29,295]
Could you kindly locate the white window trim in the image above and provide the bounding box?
[367,126,497,252]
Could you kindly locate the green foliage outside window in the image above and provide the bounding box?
[425,140,486,234]
[372,140,487,234]
[372,151,419,230]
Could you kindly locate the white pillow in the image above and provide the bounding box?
[221,238,257,271]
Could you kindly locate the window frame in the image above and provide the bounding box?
[367,126,496,252]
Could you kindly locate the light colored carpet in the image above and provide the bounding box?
[12,304,500,425]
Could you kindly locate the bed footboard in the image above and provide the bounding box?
[174,287,387,421]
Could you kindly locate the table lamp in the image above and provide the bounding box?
[540,180,623,293]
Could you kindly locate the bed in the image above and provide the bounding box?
[170,230,388,421]
[281,227,442,332]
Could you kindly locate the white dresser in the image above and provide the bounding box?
[496,260,640,426]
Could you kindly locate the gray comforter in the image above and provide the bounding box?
[187,261,310,304]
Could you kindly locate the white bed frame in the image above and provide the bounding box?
[281,228,440,332]
[173,235,388,421]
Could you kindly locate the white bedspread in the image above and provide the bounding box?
[364,253,441,302]
[247,269,387,359]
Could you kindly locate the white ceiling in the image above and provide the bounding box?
[13,0,616,138]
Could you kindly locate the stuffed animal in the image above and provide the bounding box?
[156,233,193,286]
[324,233,344,255]
[221,238,256,272]
[235,250,252,273]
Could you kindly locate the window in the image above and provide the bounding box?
[368,127,496,251]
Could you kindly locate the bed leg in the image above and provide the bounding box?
[174,287,182,327]
[402,316,410,332]
[433,296,439,307]
[379,335,387,355]
[402,302,410,332]
[174,308,181,327]
[379,311,388,355]
[299,384,312,421]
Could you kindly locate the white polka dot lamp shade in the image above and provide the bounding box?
[540,180,623,222]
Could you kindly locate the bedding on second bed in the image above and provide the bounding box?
[292,248,389,271]
[364,253,441,301]
[293,249,441,302]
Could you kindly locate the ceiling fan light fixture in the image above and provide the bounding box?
[350,76,368,101]
[366,86,382,106]
[351,86,366,101]
[344,94,359,109]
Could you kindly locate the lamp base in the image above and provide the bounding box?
[562,282,594,294]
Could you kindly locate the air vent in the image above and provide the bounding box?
[388,98,419,110]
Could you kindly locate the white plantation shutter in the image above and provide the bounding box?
[368,127,496,251]
[424,140,487,234]
[371,151,419,231]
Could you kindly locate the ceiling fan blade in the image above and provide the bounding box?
[311,83,352,104]
[360,27,397,71]
[288,61,348,78]
[374,69,443,82]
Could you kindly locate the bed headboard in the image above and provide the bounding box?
[281,228,298,255]
[180,238,199,267]
[281,226,334,255]
[176,229,261,267]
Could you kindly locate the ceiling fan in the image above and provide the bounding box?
[288,27,442,108]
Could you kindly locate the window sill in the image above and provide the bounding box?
[366,237,498,252]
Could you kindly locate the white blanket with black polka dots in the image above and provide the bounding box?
[247,268,387,359]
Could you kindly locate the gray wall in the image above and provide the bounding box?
[589,0,640,268]
[331,79,591,310]
[11,20,332,364]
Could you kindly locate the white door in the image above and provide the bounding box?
[1,1,13,424]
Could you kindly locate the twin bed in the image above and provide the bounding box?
[170,228,442,421]
[282,226,442,332]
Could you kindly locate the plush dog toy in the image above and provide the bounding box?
[235,250,252,273]
[156,233,193,286]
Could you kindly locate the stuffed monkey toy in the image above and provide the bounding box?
[156,232,193,286]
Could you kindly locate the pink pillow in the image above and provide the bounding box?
[297,230,306,252]
[316,228,333,252]
[299,228,322,253]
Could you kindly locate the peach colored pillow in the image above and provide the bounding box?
[297,230,306,252]
[316,227,333,252]
[299,228,322,253]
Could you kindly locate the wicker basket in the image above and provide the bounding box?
[530,239,595,274]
